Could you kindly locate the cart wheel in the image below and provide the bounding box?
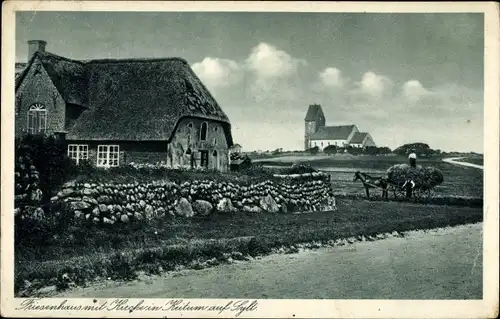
[393,187,406,200]
[414,189,431,200]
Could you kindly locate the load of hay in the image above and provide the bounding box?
[387,164,444,189]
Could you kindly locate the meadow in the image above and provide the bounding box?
[254,155,484,199]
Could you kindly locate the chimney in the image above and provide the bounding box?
[27,40,47,62]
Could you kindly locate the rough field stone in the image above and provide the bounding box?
[175,198,194,218]
[259,194,279,213]
[192,200,213,216]
[144,205,154,219]
[134,212,144,220]
[70,201,91,211]
[120,214,130,223]
[250,206,263,213]
[217,198,236,212]
[97,195,112,204]
[61,188,75,198]
[98,204,109,213]
[82,188,95,196]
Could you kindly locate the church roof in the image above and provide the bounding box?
[349,132,369,144]
[304,104,324,121]
[16,51,233,145]
[310,125,356,140]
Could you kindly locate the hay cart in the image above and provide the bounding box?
[386,180,434,200]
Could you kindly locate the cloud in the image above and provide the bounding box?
[319,67,345,88]
[245,42,306,80]
[402,80,433,102]
[356,71,393,98]
[191,57,243,89]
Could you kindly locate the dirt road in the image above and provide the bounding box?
[57,223,483,299]
[443,157,484,170]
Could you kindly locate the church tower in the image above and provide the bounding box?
[304,104,325,150]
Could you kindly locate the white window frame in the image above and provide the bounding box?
[68,144,89,165]
[97,145,120,168]
[27,103,47,134]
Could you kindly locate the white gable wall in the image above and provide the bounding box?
[310,139,348,150]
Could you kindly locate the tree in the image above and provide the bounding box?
[393,143,431,156]
[323,145,338,154]
[364,146,379,155]
[375,146,391,155]
[306,146,319,155]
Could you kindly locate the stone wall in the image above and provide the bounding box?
[54,172,336,225]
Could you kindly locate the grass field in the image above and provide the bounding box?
[255,155,483,199]
[16,198,482,295]
[454,157,484,166]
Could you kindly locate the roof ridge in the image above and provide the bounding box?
[85,57,188,65]
[36,51,188,66]
[37,51,86,65]
[323,124,356,128]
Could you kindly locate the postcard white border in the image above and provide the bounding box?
[2,1,499,318]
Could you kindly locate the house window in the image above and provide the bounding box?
[27,103,47,134]
[97,145,120,167]
[200,122,208,141]
[213,127,218,132]
[68,144,88,165]
[213,138,217,146]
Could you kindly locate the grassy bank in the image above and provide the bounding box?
[15,198,483,296]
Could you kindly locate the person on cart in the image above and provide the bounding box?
[408,149,417,168]
[405,149,418,197]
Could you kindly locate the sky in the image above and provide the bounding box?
[16,12,484,153]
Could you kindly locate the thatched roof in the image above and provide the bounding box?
[349,132,368,144]
[304,104,324,121]
[16,52,88,107]
[310,125,356,140]
[16,52,233,145]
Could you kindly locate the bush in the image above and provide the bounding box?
[306,146,319,155]
[323,145,338,154]
[15,134,76,202]
[393,142,439,157]
[284,164,318,175]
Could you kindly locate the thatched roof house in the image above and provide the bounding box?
[15,40,233,171]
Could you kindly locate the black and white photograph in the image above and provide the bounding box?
[1,1,498,318]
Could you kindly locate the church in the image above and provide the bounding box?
[304,104,376,151]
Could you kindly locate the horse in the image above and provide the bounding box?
[353,171,388,199]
